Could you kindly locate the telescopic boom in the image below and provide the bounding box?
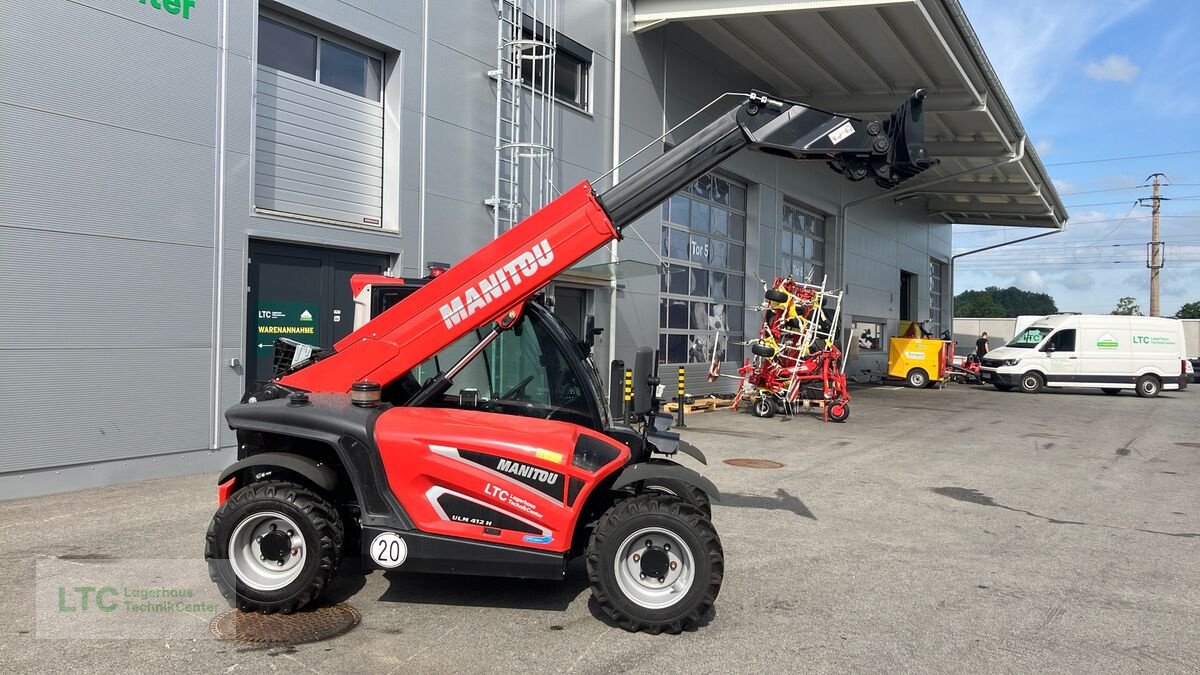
[278,90,936,393]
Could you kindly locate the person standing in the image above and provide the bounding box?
[975,331,990,358]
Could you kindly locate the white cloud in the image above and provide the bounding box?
[960,0,1147,113]
[1012,270,1048,291]
[1034,138,1054,155]
[1059,271,1094,291]
[1083,54,1140,83]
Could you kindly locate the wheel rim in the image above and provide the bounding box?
[228,511,307,591]
[911,372,925,386]
[755,399,771,416]
[1023,375,1038,390]
[1142,380,1157,394]
[613,526,695,610]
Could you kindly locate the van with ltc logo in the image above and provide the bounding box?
[978,314,1189,397]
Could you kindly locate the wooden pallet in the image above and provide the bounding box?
[663,396,736,414]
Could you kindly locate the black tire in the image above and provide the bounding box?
[642,478,712,518]
[828,402,849,422]
[1135,375,1161,398]
[993,383,1014,392]
[764,289,788,303]
[1019,372,1044,394]
[751,342,776,358]
[1101,388,1122,396]
[906,368,928,388]
[752,396,776,418]
[205,480,344,613]
[586,494,723,634]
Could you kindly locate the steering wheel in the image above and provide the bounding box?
[500,375,536,401]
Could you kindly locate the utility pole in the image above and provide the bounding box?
[1138,173,1167,317]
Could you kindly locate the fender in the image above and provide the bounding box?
[610,461,721,501]
[217,452,338,493]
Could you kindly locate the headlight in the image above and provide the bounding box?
[1002,359,1020,367]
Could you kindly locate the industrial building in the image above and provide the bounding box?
[0,0,1066,497]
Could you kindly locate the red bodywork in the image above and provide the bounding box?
[373,407,629,554]
[280,182,616,392]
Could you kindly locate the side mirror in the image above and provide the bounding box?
[1042,343,1056,353]
[630,347,658,417]
[584,314,603,352]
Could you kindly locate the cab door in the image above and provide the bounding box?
[1042,328,1079,384]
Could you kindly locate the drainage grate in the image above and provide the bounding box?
[210,603,361,645]
[1175,442,1200,448]
[723,458,785,469]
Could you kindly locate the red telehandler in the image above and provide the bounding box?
[205,90,935,633]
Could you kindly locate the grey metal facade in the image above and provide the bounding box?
[1,0,949,498]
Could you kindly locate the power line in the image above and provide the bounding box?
[1045,149,1200,167]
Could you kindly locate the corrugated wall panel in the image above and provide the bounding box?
[0,228,213,349]
[0,349,211,473]
[254,67,383,225]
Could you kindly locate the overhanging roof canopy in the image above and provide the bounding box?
[632,0,1068,229]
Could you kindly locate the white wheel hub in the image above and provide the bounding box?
[228,511,306,592]
[614,527,695,609]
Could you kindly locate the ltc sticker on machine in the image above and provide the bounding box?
[254,301,320,354]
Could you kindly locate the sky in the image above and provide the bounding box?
[953,0,1200,316]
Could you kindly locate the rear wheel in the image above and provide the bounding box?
[205,481,343,613]
[752,396,776,418]
[1019,372,1044,394]
[828,402,849,422]
[1101,388,1122,396]
[587,494,723,634]
[1135,375,1161,398]
[642,478,712,518]
[906,369,928,388]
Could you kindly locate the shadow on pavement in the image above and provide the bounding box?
[718,489,817,520]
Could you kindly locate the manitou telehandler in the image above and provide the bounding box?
[205,90,935,633]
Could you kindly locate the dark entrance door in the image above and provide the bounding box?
[246,240,389,391]
[553,286,589,340]
[899,270,916,322]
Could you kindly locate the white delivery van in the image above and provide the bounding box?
[979,314,1189,397]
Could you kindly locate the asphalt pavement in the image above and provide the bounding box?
[1,384,1197,673]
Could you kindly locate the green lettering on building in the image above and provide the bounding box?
[139,0,196,19]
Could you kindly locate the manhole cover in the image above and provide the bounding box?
[210,603,361,645]
[1175,442,1200,448]
[723,458,785,469]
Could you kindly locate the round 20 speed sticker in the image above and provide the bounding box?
[370,532,408,568]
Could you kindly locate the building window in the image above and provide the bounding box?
[519,26,591,111]
[258,16,382,101]
[659,174,747,365]
[930,259,946,331]
[780,201,826,283]
[853,320,886,352]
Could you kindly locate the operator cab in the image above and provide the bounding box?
[356,274,611,431]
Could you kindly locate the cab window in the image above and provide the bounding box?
[406,313,594,427]
[1047,329,1076,352]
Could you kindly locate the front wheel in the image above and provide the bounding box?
[1019,372,1044,394]
[205,481,344,613]
[587,494,723,634]
[1136,375,1161,398]
[642,478,712,518]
